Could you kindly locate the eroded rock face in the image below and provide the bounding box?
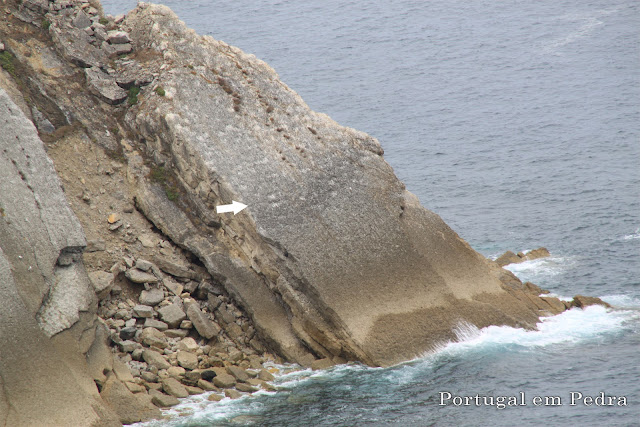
[121,4,551,366]
[0,88,120,426]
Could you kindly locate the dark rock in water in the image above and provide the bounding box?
[311,358,335,371]
[495,247,551,267]
[571,295,612,309]
[495,250,522,267]
[523,247,551,261]
[540,297,567,315]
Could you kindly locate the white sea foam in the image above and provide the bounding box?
[503,255,576,285]
[622,228,640,240]
[431,304,636,359]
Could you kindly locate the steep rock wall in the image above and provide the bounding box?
[122,3,546,366]
[0,88,121,426]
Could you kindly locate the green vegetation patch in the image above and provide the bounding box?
[149,166,181,202]
[128,86,140,105]
[0,51,16,77]
[150,165,167,183]
[154,86,165,96]
[41,19,50,30]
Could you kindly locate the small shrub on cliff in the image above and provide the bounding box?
[41,19,50,30]
[0,51,16,77]
[128,86,140,105]
[150,165,166,183]
[149,166,180,202]
[155,86,165,96]
[165,187,179,201]
[99,17,109,25]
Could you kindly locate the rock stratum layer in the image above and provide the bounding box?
[0,1,611,425]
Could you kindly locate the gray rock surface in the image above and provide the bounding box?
[0,88,120,425]
[139,287,165,305]
[142,349,171,370]
[157,303,187,328]
[125,267,159,284]
[123,4,545,366]
[85,67,128,105]
[186,303,220,339]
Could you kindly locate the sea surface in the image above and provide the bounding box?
[102,0,639,425]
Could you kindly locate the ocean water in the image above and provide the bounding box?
[102,0,640,425]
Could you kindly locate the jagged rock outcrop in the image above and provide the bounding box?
[119,3,561,366]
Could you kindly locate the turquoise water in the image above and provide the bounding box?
[103,0,640,425]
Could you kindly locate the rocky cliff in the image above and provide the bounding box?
[0,0,608,425]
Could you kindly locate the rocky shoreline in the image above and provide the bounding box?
[0,0,613,425]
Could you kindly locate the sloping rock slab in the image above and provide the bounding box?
[124,4,550,367]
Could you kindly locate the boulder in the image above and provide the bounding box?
[150,391,179,408]
[224,389,243,399]
[212,373,236,389]
[119,327,137,341]
[226,366,249,382]
[158,303,187,328]
[495,250,521,267]
[142,349,171,370]
[153,256,196,280]
[571,295,612,309]
[177,350,199,370]
[162,378,189,398]
[133,304,154,318]
[167,366,186,379]
[141,327,168,349]
[178,337,200,352]
[164,328,189,338]
[100,375,161,424]
[257,369,275,382]
[88,270,113,299]
[84,67,127,105]
[126,268,160,284]
[186,303,220,339]
[311,358,335,371]
[235,383,258,393]
[72,10,91,29]
[523,247,551,261]
[107,30,131,44]
[198,379,217,391]
[144,318,169,331]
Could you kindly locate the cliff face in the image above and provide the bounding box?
[0,0,581,423]
[0,89,122,426]
[119,3,549,366]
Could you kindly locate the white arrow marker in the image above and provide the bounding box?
[216,200,248,215]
